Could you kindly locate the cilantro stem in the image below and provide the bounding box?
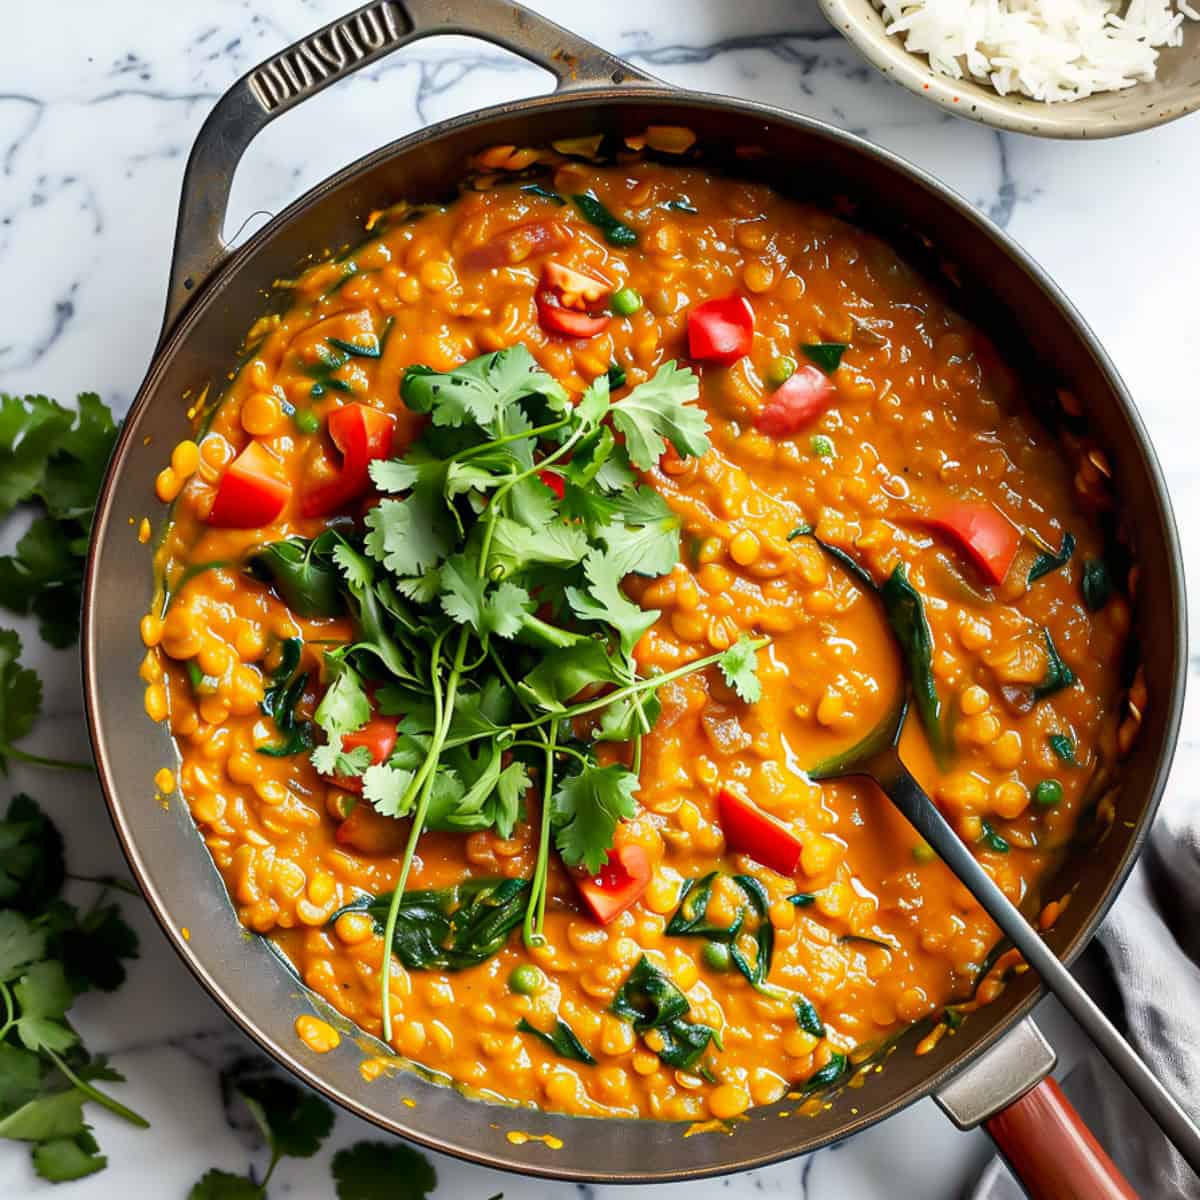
[0,980,13,1041]
[509,738,588,766]
[67,872,141,898]
[511,640,772,733]
[523,720,558,949]
[45,1047,150,1128]
[3,744,92,772]
[453,416,570,461]
[379,626,468,1043]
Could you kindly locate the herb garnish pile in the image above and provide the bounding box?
[287,346,763,1040]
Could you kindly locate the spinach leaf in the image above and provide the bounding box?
[665,199,698,213]
[517,1017,595,1064]
[1032,629,1077,700]
[881,564,949,765]
[610,956,719,1071]
[247,533,344,619]
[572,193,638,247]
[979,820,1010,853]
[1081,558,1113,611]
[794,997,825,1038]
[801,343,848,374]
[787,892,816,907]
[258,638,312,758]
[1027,532,1075,584]
[803,1051,848,1093]
[521,183,565,205]
[330,877,528,971]
[1049,733,1077,765]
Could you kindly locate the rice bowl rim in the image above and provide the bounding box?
[819,0,1200,137]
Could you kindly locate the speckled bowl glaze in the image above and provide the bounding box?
[818,0,1200,137]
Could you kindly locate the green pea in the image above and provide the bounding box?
[766,356,797,388]
[810,435,834,458]
[508,964,544,995]
[611,286,642,316]
[702,941,732,972]
[911,842,936,864]
[1034,779,1064,808]
[293,408,320,435]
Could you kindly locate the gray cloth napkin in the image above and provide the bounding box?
[973,796,1200,1199]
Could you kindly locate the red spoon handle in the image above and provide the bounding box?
[985,1077,1139,1200]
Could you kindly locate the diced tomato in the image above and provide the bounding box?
[925,501,1020,584]
[207,441,291,528]
[537,469,565,499]
[574,841,652,924]
[461,219,573,271]
[300,403,395,518]
[754,365,837,437]
[717,787,804,876]
[323,715,398,795]
[687,295,755,365]
[536,289,611,338]
[541,260,612,307]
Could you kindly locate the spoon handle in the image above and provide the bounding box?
[874,751,1200,1176]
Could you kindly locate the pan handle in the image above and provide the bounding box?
[935,1017,1139,1199]
[985,1077,1139,1200]
[163,0,654,337]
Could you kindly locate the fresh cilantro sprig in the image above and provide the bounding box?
[0,793,146,1183]
[294,346,767,1042]
[0,628,91,773]
[0,393,118,647]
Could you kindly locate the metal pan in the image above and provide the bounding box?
[82,1,1186,1192]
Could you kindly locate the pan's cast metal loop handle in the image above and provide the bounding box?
[163,0,654,337]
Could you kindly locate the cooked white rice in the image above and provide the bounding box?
[874,0,1198,101]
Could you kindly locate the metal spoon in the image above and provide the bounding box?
[811,697,1200,1175]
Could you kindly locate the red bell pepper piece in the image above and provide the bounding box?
[925,501,1020,584]
[300,403,394,519]
[541,260,612,307]
[537,469,565,499]
[717,787,804,876]
[536,289,611,338]
[323,715,398,796]
[207,441,291,529]
[687,295,755,365]
[574,841,652,925]
[754,365,837,437]
[461,219,574,271]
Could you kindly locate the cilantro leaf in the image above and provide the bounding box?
[518,641,628,712]
[0,910,47,981]
[188,1168,263,1200]
[310,738,371,779]
[0,793,65,912]
[401,346,568,430]
[37,393,118,527]
[14,961,77,1052]
[567,550,658,657]
[598,485,681,578]
[332,1139,437,1200]
[0,628,43,774]
[552,762,639,874]
[362,763,418,818]
[0,1088,86,1141]
[719,635,763,704]
[32,1129,107,1182]
[60,903,139,993]
[0,395,72,519]
[609,361,708,470]
[236,1073,335,1159]
[0,518,85,647]
[0,1042,42,1114]
[365,491,455,579]
[314,660,370,738]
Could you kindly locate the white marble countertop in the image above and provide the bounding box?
[2,1,1198,1196]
